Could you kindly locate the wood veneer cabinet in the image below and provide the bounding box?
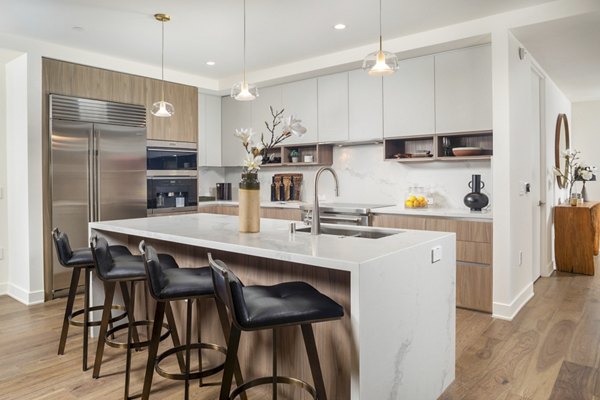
[372,213,493,312]
[42,58,198,143]
[553,202,600,275]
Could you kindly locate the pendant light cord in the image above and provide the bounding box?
[379,0,383,52]
[161,19,165,101]
[243,0,247,83]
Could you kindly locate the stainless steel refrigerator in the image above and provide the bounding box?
[49,95,147,295]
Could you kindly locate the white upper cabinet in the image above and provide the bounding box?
[252,85,282,142]
[281,78,318,145]
[221,95,253,167]
[349,69,383,142]
[318,72,349,143]
[383,55,435,138]
[434,45,492,133]
[199,93,222,167]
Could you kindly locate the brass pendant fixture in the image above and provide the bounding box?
[151,13,175,117]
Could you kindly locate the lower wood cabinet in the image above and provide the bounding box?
[372,213,493,313]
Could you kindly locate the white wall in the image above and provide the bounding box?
[0,62,6,293]
[572,101,600,201]
[218,145,492,209]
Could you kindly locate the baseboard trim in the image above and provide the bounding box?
[492,282,534,321]
[541,260,555,277]
[6,283,44,305]
[0,282,7,295]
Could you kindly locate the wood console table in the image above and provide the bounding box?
[554,202,600,275]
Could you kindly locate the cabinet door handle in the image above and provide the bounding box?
[538,201,546,207]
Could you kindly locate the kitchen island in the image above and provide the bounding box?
[90,213,456,400]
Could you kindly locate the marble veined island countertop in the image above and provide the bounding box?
[90,214,456,400]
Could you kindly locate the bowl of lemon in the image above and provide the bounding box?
[405,195,428,208]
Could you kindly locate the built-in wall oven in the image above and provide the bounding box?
[146,140,198,214]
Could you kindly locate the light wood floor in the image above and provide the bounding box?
[1,270,599,399]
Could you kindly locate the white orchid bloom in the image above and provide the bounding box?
[234,128,254,146]
[282,115,307,137]
[580,169,593,180]
[243,153,263,171]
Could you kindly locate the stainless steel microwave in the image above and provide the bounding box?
[147,140,197,177]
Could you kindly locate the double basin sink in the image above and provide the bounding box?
[296,225,401,239]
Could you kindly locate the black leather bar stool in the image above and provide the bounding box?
[207,254,344,400]
[52,228,130,371]
[140,241,242,400]
[90,236,178,400]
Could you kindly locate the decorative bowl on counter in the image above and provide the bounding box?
[452,147,483,157]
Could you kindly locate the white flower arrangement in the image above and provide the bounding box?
[234,106,307,171]
[553,149,596,197]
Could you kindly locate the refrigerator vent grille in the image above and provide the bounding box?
[50,94,146,127]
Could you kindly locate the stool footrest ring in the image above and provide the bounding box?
[69,304,126,328]
[229,376,317,400]
[155,342,227,381]
[105,321,170,349]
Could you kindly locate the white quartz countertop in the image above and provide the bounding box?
[371,205,493,220]
[199,200,307,209]
[90,214,454,272]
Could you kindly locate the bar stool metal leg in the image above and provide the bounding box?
[124,281,136,400]
[165,303,186,373]
[93,281,116,379]
[184,299,193,399]
[219,325,242,400]
[82,267,91,371]
[215,301,247,400]
[196,299,203,387]
[141,301,166,400]
[301,324,328,400]
[120,281,142,349]
[58,267,81,356]
[272,328,278,400]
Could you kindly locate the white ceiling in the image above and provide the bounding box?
[0,0,555,81]
[513,12,600,102]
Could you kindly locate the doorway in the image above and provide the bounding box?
[531,68,545,281]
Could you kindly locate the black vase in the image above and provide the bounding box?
[464,174,489,211]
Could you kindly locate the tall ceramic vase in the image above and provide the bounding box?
[464,174,489,211]
[239,172,260,233]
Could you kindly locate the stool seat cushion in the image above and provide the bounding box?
[234,282,344,330]
[154,267,213,300]
[64,245,132,268]
[100,254,177,281]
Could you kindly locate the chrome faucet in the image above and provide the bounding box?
[312,167,339,235]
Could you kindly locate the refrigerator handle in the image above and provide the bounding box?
[88,133,94,222]
[93,132,99,221]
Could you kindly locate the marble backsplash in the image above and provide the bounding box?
[200,143,492,210]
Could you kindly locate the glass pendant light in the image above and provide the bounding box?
[362,0,398,77]
[231,0,258,101]
[151,13,175,117]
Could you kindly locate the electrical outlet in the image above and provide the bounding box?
[431,246,442,263]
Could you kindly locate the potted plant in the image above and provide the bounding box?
[289,149,299,163]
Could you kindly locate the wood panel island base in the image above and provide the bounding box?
[89,214,456,399]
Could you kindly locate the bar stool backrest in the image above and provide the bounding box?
[207,253,247,329]
[139,241,169,301]
[90,236,114,281]
[52,228,74,266]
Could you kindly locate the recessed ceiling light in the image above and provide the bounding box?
[72,26,84,32]
[206,61,216,66]
[334,23,346,30]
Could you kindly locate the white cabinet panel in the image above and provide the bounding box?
[349,69,383,141]
[383,55,435,138]
[252,85,282,141]
[221,95,253,167]
[281,78,318,145]
[318,72,349,143]
[199,93,222,166]
[435,45,492,133]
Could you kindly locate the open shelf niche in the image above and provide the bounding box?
[261,143,333,167]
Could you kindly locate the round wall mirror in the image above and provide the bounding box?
[554,113,571,189]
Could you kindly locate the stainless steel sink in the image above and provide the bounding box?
[295,225,400,239]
